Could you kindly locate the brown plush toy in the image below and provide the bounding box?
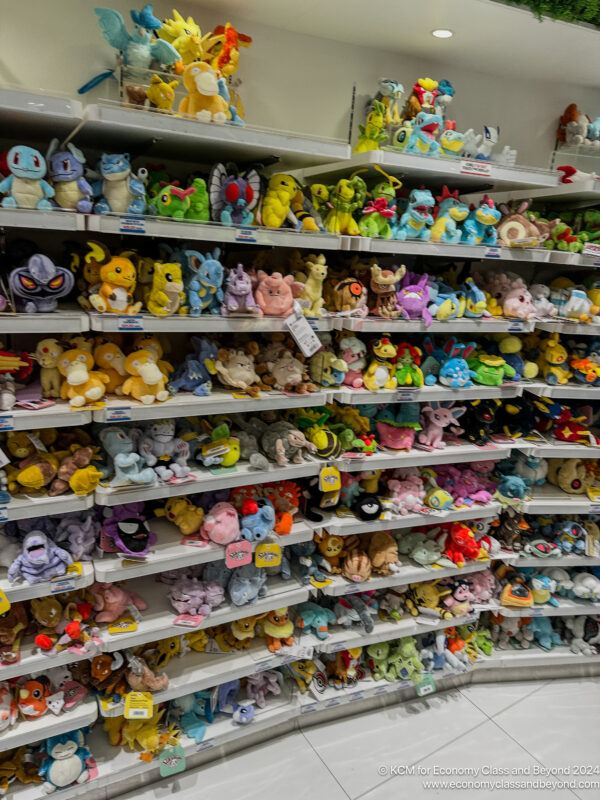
[368,531,401,576]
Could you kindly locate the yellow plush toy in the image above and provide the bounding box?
[122,349,169,404]
[178,62,230,123]
[34,339,64,398]
[146,75,179,112]
[155,497,204,535]
[146,262,187,317]
[300,255,327,318]
[93,340,128,395]
[58,348,110,408]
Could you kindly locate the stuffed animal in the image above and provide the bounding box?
[178,62,233,123]
[34,339,64,398]
[222,264,261,316]
[122,349,169,404]
[57,347,109,407]
[294,602,337,639]
[255,271,297,317]
[146,262,187,316]
[46,139,93,213]
[92,153,146,215]
[200,502,240,545]
[9,254,74,313]
[300,255,327,318]
[228,564,267,606]
[213,343,269,397]
[89,581,147,623]
[98,427,157,487]
[8,531,72,584]
[87,242,142,314]
[139,420,190,480]
[156,497,204,536]
[418,401,466,449]
[184,249,224,316]
[0,146,54,209]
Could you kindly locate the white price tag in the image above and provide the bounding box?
[0,416,13,432]
[460,159,492,177]
[118,316,144,331]
[583,242,600,258]
[0,508,7,522]
[119,216,146,234]
[26,433,47,452]
[285,313,321,357]
[484,246,501,258]
[105,405,132,422]
[509,237,537,247]
[235,227,257,243]
[395,388,418,401]
[0,448,9,468]
[507,321,524,332]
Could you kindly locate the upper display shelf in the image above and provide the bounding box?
[299,151,560,192]
[462,177,600,207]
[0,87,82,140]
[76,102,351,168]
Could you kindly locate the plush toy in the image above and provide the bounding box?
[146,73,179,112]
[86,242,142,314]
[0,146,54,209]
[222,264,261,315]
[150,178,209,221]
[179,62,235,123]
[228,564,267,606]
[363,336,398,390]
[300,255,327,318]
[255,271,297,317]
[461,197,501,245]
[209,163,259,224]
[46,139,93,213]
[90,581,147,623]
[139,420,190,480]
[57,347,109,408]
[8,531,72,584]
[183,249,224,316]
[94,6,179,70]
[496,201,543,247]
[240,498,275,542]
[92,153,146,215]
[169,575,225,616]
[33,339,64,397]
[102,503,157,557]
[294,602,337,639]
[369,264,403,318]
[122,349,169,404]
[290,541,327,583]
[260,607,295,652]
[146,262,187,316]
[309,350,348,388]
[156,497,204,536]
[9,253,74,313]
[99,426,157,487]
[200,501,240,544]
[17,677,51,719]
[93,340,127,395]
[393,188,435,241]
[213,343,269,397]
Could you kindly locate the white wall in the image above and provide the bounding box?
[0,0,598,167]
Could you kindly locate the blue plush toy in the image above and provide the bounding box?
[171,691,214,743]
[39,730,92,792]
[294,601,337,639]
[228,564,268,606]
[94,5,179,70]
[392,188,435,241]
[241,498,275,542]
[46,139,93,213]
[98,427,157,487]
[404,111,442,157]
[496,473,531,500]
[290,541,327,584]
[527,617,562,650]
[0,146,55,210]
[182,249,224,316]
[167,336,219,396]
[92,153,146,215]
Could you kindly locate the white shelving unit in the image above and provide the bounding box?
[336,442,511,473]
[100,576,309,653]
[93,518,314,583]
[336,384,524,405]
[94,461,321,506]
[463,177,600,207]
[319,501,501,537]
[2,403,91,431]
[0,310,89,334]
[300,151,559,191]
[523,485,599,514]
[342,316,535,334]
[319,559,489,597]
[0,561,94,603]
[0,636,98,682]
[482,598,600,618]
[0,697,97,753]
[0,208,84,232]
[478,647,600,670]
[82,102,350,167]
[2,493,94,521]
[514,438,600,459]
[0,87,82,138]
[525,381,600,400]
[536,320,600,336]
[502,553,600,568]
[93,388,331,423]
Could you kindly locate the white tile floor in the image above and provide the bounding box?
[117,677,600,800]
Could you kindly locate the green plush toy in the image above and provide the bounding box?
[149,177,209,222]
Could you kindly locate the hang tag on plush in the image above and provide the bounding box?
[0,448,9,468]
[309,577,332,588]
[319,465,341,493]
[255,542,282,568]
[124,691,153,719]
[0,590,10,615]
[285,312,321,357]
[26,433,47,452]
[47,692,65,715]
[108,616,137,634]
[225,540,252,568]
[415,672,436,697]
[160,745,186,777]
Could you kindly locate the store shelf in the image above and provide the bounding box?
[0,87,82,138]
[525,381,600,400]
[465,177,600,207]
[0,696,97,754]
[342,316,534,334]
[318,501,502,537]
[513,438,600,459]
[0,636,97,682]
[0,561,94,604]
[0,207,84,232]
[336,442,511,473]
[478,647,600,670]
[2,492,95,521]
[82,102,350,167]
[86,212,342,250]
[0,309,89,334]
[313,613,476,654]
[536,320,600,336]
[99,639,299,717]
[88,310,336,333]
[94,460,320,507]
[101,575,309,653]
[500,553,600,568]
[93,388,331,423]
[523,485,598,514]
[318,559,489,597]
[93,518,314,583]
[487,598,600,618]
[300,151,558,191]
[335,383,524,405]
[342,235,552,263]
[3,403,91,431]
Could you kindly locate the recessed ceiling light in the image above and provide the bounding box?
[432,28,453,38]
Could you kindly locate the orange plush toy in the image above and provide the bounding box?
[557,103,579,142]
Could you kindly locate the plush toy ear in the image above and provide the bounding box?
[217,348,229,362]
[246,341,259,356]
[516,200,530,215]
[67,143,86,164]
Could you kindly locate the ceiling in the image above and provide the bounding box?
[188,0,600,87]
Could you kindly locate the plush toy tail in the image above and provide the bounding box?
[78,70,115,95]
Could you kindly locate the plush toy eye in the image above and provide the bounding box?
[115,267,121,274]
[160,193,170,205]
[166,273,173,282]
[62,159,69,171]
[184,27,191,34]
[33,155,40,168]
[12,152,19,166]
[77,354,87,363]
[225,183,240,203]
[49,276,64,289]
[104,352,113,361]
[32,688,42,699]
[191,67,200,75]
[19,276,36,290]
[132,360,141,368]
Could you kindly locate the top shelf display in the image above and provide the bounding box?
[0,88,83,140]
[300,151,560,193]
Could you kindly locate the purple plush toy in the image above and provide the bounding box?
[7,531,72,585]
[222,264,261,316]
[55,513,98,561]
[102,503,157,557]
[397,273,432,326]
[168,575,225,616]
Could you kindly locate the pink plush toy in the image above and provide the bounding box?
[201,502,240,545]
[338,336,367,389]
[441,578,475,615]
[255,272,296,317]
[89,581,147,623]
[387,477,425,515]
[466,569,496,603]
[502,286,537,320]
[418,402,466,449]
